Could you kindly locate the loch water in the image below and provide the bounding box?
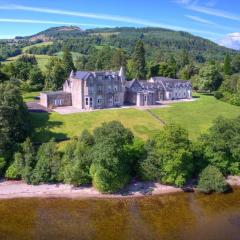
[1,189,240,240]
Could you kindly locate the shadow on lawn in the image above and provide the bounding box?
[30,112,69,144]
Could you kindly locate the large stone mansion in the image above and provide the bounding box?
[40,67,192,109]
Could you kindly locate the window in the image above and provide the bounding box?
[114,95,118,103]
[144,95,147,102]
[114,85,118,92]
[90,98,93,107]
[97,97,102,105]
[54,99,64,106]
[85,98,89,106]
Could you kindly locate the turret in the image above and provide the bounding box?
[119,67,126,82]
[70,70,75,78]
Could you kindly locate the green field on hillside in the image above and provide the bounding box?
[4,54,51,71]
[28,93,240,143]
[22,41,53,53]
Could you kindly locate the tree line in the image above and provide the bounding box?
[3,115,240,194]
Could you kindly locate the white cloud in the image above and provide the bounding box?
[176,0,240,22]
[185,15,236,31]
[218,32,240,50]
[0,18,113,28]
[185,14,215,24]
[0,34,17,39]
[0,4,221,37]
[187,4,240,21]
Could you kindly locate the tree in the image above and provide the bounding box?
[197,165,228,193]
[179,64,199,80]
[224,55,232,75]
[32,140,61,184]
[0,82,30,165]
[139,124,193,187]
[232,55,240,73]
[196,64,223,92]
[61,131,94,186]
[44,57,66,90]
[158,62,176,78]
[61,140,92,186]
[75,55,88,70]
[14,138,36,183]
[90,121,134,193]
[200,116,240,175]
[28,66,44,90]
[111,48,127,70]
[62,47,76,76]
[132,40,147,79]
[180,50,189,68]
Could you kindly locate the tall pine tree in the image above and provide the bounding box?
[132,40,147,80]
[62,47,76,77]
[224,55,232,75]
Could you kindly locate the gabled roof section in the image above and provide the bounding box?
[73,71,91,80]
[150,77,192,90]
[124,79,137,88]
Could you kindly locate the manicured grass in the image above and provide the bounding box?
[29,93,240,143]
[149,93,240,140]
[22,91,40,103]
[30,108,163,143]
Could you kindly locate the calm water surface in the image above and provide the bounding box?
[1,189,240,240]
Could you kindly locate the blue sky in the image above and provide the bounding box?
[0,0,240,47]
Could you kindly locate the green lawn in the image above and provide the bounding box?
[30,108,163,143]
[29,93,240,143]
[22,91,40,103]
[149,94,240,139]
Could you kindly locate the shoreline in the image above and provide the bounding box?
[0,180,183,200]
[0,176,239,200]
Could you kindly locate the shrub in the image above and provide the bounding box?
[229,94,240,106]
[197,165,228,193]
[5,161,21,180]
[214,91,224,100]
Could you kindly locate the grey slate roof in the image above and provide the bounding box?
[151,77,191,91]
[72,71,120,80]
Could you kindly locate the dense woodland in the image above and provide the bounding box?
[0,26,240,193]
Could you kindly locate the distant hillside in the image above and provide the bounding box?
[23,26,238,62]
[1,26,238,63]
[26,26,84,41]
